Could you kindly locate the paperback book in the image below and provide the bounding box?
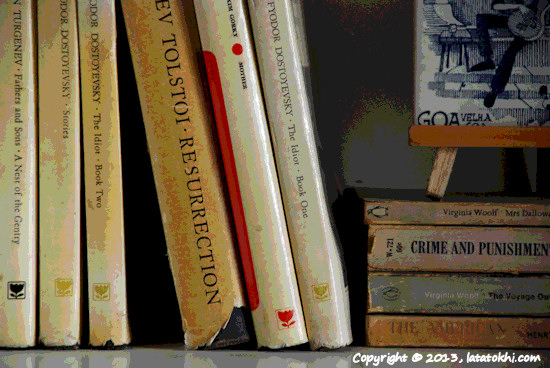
[77,0,131,347]
[194,0,308,348]
[364,198,550,226]
[121,0,248,349]
[0,0,37,348]
[368,272,550,315]
[367,315,550,348]
[247,0,352,349]
[38,0,81,347]
[368,224,550,272]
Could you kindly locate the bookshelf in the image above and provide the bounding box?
[2,0,549,363]
[117,0,550,351]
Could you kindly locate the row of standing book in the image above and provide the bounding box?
[0,0,353,350]
[361,190,550,348]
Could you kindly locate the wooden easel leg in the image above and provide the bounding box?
[427,147,458,200]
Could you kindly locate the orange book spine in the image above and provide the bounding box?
[367,315,550,348]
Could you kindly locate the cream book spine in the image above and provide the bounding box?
[38,0,81,346]
[247,0,352,349]
[364,198,550,226]
[193,0,308,348]
[121,0,248,348]
[77,0,130,347]
[0,0,37,348]
[368,224,550,273]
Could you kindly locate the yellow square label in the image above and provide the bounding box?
[93,283,110,301]
[312,283,331,302]
[55,278,73,297]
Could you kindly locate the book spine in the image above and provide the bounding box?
[368,224,550,272]
[246,0,352,349]
[38,0,81,346]
[77,0,130,347]
[364,199,550,226]
[120,0,248,348]
[367,315,550,348]
[0,0,37,348]
[368,273,550,315]
[193,0,308,348]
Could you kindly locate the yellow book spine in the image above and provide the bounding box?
[121,0,246,348]
[38,0,81,346]
[77,0,130,347]
[0,0,37,348]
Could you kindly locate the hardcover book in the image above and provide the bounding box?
[121,0,249,348]
[368,224,550,272]
[364,198,550,226]
[368,273,550,315]
[415,0,550,126]
[0,0,37,348]
[193,0,308,348]
[77,0,131,347]
[247,0,352,349]
[367,315,550,348]
[38,0,81,346]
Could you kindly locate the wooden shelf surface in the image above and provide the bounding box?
[409,126,550,147]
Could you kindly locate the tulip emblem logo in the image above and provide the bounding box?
[55,279,73,297]
[276,309,296,329]
[93,283,110,301]
[313,283,331,302]
[8,281,25,299]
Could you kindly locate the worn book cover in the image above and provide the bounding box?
[193,0,308,348]
[121,0,248,349]
[415,0,550,126]
[0,0,37,348]
[367,315,550,348]
[364,198,550,226]
[368,272,550,315]
[77,0,130,347]
[368,224,550,272]
[37,0,81,347]
[247,0,352,349]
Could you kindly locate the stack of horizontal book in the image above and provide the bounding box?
[363,193,550,348]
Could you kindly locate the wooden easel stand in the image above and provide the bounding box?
[409,126,550,199]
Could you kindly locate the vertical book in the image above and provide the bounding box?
[38,0,81,347]
[193,0,308,348]
[121,0,248,348]
[246,0,352,349]
[77,0,131,347]
[0,0,37,348]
